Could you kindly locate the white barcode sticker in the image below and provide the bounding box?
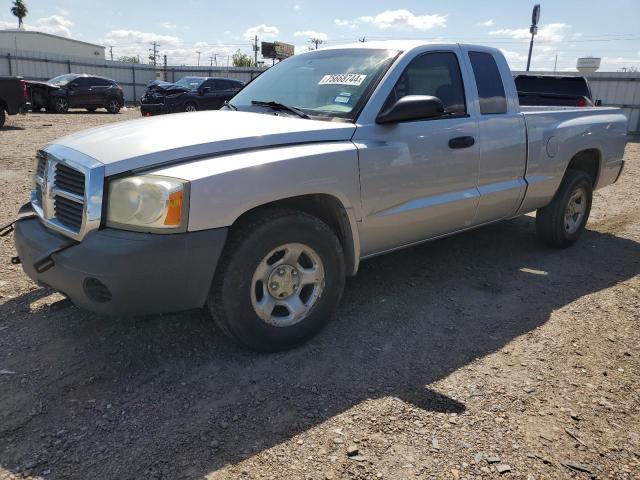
[318,74,367,86]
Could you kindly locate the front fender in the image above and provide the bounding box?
[151,142,362,229]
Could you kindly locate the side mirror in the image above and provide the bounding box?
[376,95,445,124]
[200,86,212,95]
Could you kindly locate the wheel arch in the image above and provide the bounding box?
[563,148,601,187]
[229,193,361,276]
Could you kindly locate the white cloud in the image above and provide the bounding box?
[243,24,280,40]
[294,30,328,41]
[490,23,570,44]
[0,15,76,37]
[359,9,447,30]
[293,4,301,12]
[160,22,177,29]
[478,19,494,27]
[103,29,182,48]
[334,18,358,29]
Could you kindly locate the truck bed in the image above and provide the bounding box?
[518,106,627,214]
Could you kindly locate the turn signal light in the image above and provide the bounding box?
[164,191,183,226]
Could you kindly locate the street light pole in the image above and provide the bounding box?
[526,4,541,71]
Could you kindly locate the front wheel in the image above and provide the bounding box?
[184,102,198,112]
[208,209,346,352]
[536,170,593,248]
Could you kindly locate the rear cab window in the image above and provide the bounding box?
[387,51,467,117]
[468,51,507,114]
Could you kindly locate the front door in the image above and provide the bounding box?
[355,50,480,256]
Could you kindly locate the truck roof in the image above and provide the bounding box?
[319,40,497,54]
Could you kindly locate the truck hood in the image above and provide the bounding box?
[48,110,356,176]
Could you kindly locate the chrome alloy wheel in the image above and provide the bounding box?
[250,243,325,327]
[108,99,120,112]
[185,103,197,112]
[564,187,587,234]
[55,97,68,112]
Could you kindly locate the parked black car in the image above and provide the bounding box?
[140,76,244,116]
[27,74,125,114]
[515,74,601,107]
[0,76,29,129]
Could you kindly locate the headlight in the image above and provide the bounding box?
[106,175,188,232]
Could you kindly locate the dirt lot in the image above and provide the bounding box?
[0,110,638,480]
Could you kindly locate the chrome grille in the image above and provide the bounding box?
[54,195,84,230]
[54,163,85,197]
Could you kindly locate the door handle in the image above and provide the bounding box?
[449,136,475,149]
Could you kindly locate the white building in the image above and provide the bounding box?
[0,29,104,59]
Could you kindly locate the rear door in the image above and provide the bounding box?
[88,77,113,105]
[462,48,527,224]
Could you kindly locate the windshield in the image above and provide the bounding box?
[48,74,79,86]
[175,76,206,90]
[230,48,398,120]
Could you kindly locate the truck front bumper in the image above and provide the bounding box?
[14,217,227,316]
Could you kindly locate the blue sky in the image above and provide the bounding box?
[1,0,639,71]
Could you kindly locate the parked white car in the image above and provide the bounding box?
[11,41,627,351]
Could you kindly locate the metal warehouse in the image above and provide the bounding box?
[0,29,105,59]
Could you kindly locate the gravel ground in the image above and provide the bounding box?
[0,109,639,480]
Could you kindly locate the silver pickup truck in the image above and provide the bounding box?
[11,41,627,351]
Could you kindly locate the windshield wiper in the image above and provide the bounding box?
[223,100,238,111]
[251,100,309,119]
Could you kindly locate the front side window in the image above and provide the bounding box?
[230,48,398,120]
[468,51,507,114]
[48,74,78,86]
[388,51,467,116]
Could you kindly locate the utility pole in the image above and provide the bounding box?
[359,37,366,43]
[253,35,259,67]
[209,54,217,67]
[109,45,113,61]
[163,54,168,81]
[149,41,160,66]
[526,4,540,71]
[309,38,325,50]
[196,50,201,66]
[553,54,558,72]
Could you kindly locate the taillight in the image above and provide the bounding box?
[20,79,27,99]
[577,98,587,107]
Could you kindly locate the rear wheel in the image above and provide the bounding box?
[52,97,68,113]
[105,98,121,114]
[184,102,198,112]
[536,170,593,248]
[208,209,345,352]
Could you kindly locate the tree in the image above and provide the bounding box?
[232,50,253,67]
[10,0,28,29]
[118,55,140,64]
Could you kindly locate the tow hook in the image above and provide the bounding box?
[33,256,55,274]
[0,221,15,237]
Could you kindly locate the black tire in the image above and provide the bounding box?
[208,208,346,352]
[105,98,121,114]
[536,170,593,248]
[51,97,69,113]
[183,102,198,112]
[0,109,5,129]
[86,107,97,113]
